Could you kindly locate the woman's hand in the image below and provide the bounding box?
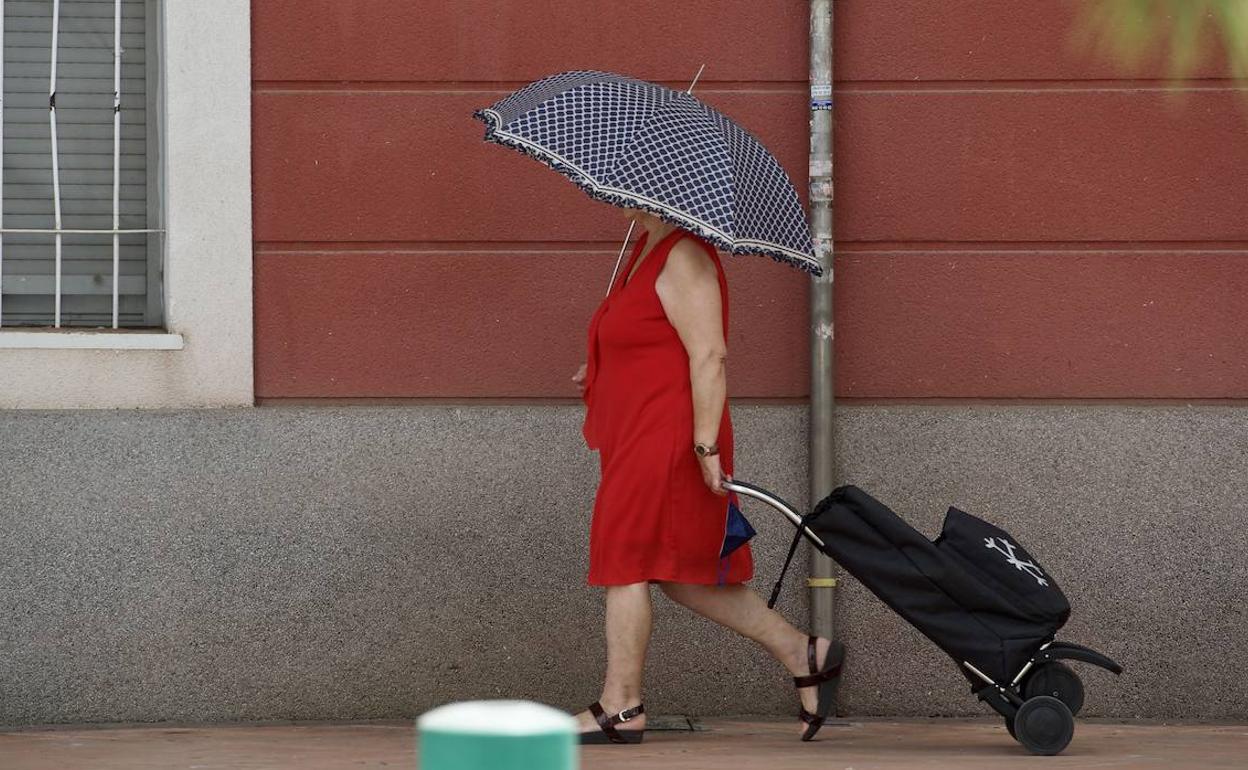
[698,453,731,496]
[572,362,587,393]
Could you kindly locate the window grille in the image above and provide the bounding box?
[0,0,162,329]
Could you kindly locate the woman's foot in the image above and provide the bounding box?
[785,634,844,739]
[788,635,828,734]
[574,699,647,744]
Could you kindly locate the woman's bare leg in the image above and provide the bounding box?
[575,582,651,733]
[658,581,832,733]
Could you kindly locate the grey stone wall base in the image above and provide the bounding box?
[830,405,1248,720]
[1,404,1243,724]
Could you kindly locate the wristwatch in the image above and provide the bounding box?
[693,442,719,458]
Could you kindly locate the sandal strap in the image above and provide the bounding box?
[799,706,826,727]
[793,664,842,688]
[588,701,644,744]
[792,636,843,688]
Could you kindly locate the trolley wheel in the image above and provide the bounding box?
[1004,715,1017,740]
[1012,696,1075,756]
[1023,662,1085,716]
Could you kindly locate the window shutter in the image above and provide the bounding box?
[1,0,155,327]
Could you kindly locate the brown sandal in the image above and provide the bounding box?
[579,701,645,745]
[794,636,845,741]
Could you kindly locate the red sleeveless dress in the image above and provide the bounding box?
[581,227,754,586]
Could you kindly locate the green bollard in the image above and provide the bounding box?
[418,700,577,770]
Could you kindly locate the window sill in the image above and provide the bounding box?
[0,330,185,350]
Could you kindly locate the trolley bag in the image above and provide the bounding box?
[795,485,1067,685]
[724,480,1122,757]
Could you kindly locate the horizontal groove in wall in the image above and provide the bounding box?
[251,78,1248,94]
[254,240,1248,254]
[834,398,1248,407]
[254,241,626,253]
[257,397,1248,408]
[256,397,601,407]
[251,80,803,94]
[837,80,1248,94]
[836,241,1248,253]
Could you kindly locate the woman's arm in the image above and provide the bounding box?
[656,238,730,495]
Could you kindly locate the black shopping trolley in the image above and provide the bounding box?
[723,480,1123,756]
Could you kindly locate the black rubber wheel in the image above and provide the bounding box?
[1023,662,1085,716]
[1012,696,1075,756]
[1005,715,1017,740]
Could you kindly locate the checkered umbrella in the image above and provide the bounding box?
[472,70,820,275]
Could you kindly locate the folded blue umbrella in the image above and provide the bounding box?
[722,491,757,557]
[717,490,757,584]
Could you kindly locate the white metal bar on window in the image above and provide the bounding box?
[49,0,62,327]
[112,0,121,328]
[0,1,164,330]
[6,274,144,295]
[0,1,6,329]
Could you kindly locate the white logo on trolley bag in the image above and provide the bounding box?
[983,537,1049,587]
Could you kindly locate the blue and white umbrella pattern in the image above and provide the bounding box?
[473,70,820,275]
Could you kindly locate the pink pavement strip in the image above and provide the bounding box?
[2,717,1246,770]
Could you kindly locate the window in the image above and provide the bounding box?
[0,0,161,328]
[0,0,252,409]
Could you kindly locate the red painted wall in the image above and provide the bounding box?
[252,1,1248,399]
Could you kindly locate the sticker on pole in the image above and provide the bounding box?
[810,83,833,110]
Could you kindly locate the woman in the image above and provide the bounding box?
[572,207,844,745]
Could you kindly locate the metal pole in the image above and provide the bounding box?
[807,0,837,639]
[0,0,6,327]
[50,0,63,327]
[112,0,122,328]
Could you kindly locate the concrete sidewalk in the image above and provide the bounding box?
[1,717,1244,769]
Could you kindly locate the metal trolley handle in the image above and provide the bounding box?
[722,479,826,549]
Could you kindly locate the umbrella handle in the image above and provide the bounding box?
[605,219,637,297]
[722,480,826,549]
[604,64,703,298]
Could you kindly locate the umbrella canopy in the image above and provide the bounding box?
[473,70,820,275]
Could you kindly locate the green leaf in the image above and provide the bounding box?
[1072,0,1248,81]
